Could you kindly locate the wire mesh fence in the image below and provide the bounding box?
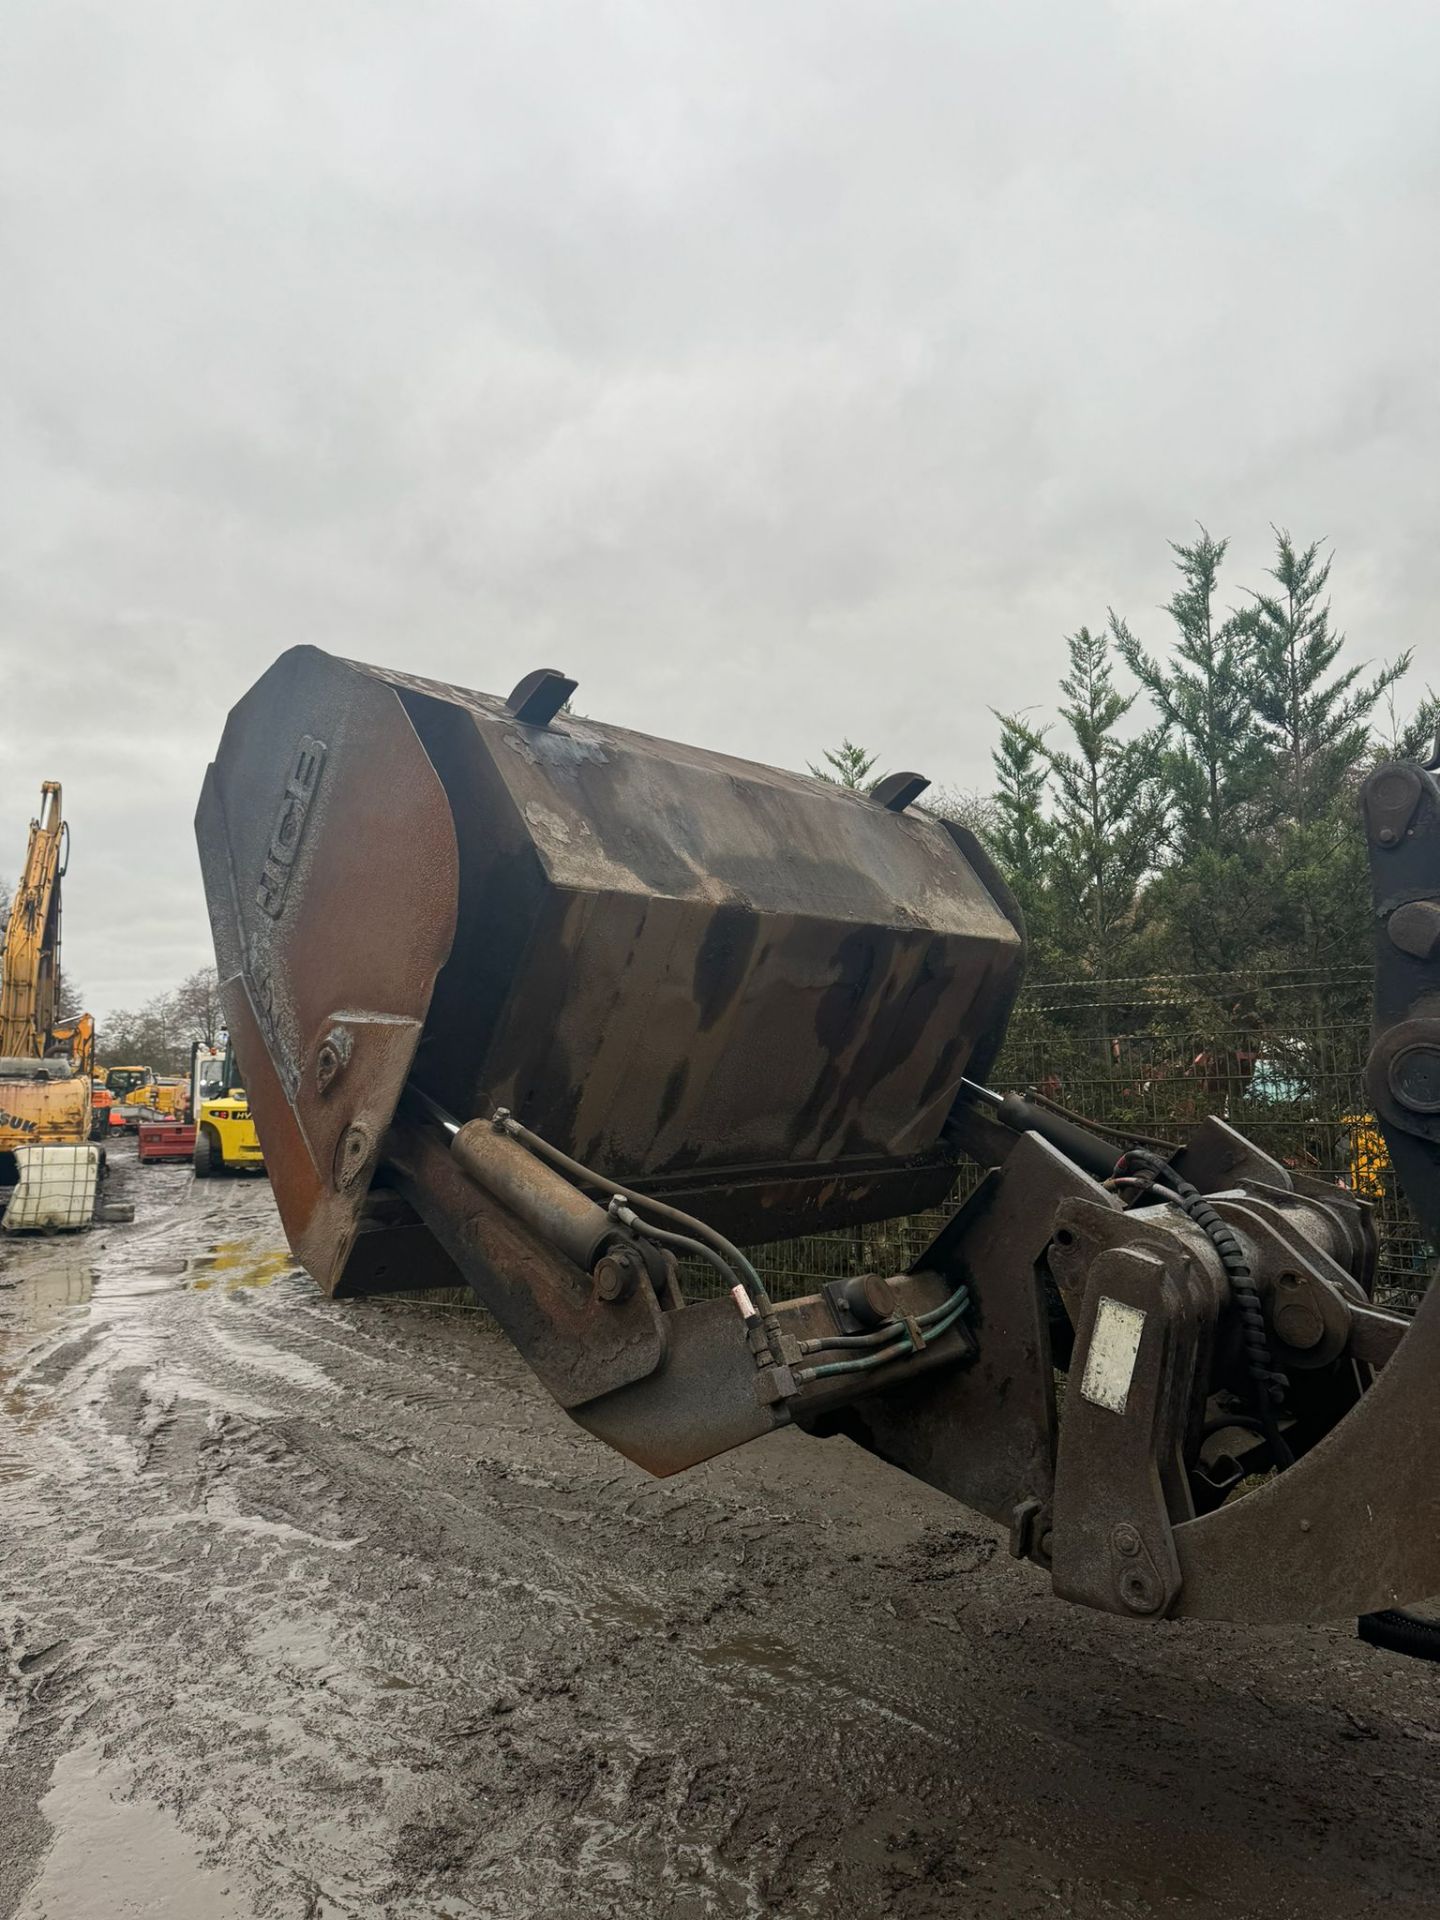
[740,966,1435,1312]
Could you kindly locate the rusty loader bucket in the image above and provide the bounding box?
[198,649,1440,1634]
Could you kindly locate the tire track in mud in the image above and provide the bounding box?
[5,1161,1440,1918]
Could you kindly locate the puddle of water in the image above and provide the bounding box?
[697,1633,814,1685]
[95,1260,189,1301]
[17,1740,257,1920]
[0,1264,96,1327]
[0,1263,100,1449]
[584,1594,669,1635]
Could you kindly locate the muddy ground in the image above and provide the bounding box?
[3,1147,1440,1919]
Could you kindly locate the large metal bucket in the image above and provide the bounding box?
[197,647,1024,1297]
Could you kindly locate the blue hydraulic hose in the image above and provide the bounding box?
[797,1281,970,1356]
[795,1295,970,1384]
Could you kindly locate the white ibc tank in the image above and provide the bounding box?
[3,1144,99,1231]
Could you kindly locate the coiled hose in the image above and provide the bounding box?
[1118,1149,1440,1659]
[1358,1609,1440,1660]
[1115,1148,1293,1469]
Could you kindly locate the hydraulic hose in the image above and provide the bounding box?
[1358,1609,1440,1662]
[1116,1148,1293,1469]
[489,1109,786,1368]
[407,1085,772,1318]
[794,1296,970,1384]
[797,1280,971,1354]
[410,1088,972,1399]
[605,1203,741,1295]
[1116,1145,1440,1659]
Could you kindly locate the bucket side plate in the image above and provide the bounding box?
[195,646,459,1293]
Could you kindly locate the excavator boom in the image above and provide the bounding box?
[1,782,95,1219]
[0,781,65,1058]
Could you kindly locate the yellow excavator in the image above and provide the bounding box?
[0,782,98,1227]
[98,1063,187,1133]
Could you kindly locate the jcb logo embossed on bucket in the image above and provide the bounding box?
[257,736,327,919]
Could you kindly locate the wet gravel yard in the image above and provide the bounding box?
[4,1144,1440,1918]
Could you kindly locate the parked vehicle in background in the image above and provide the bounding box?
[137,1040,231,1165]
[88,1078,115,1138]
[0,781,100,1230]
[101,1064,187,1132]
[192,1039,264,1178]
[102,1064,155,1104]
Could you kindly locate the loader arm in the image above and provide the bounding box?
[197,650,1440,1631]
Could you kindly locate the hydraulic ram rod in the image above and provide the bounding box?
[957,1078,1122,1182]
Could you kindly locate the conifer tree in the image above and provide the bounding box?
[989,712,1055,964]
[1043,626,1168,984]
[1110,530,1262,972]
[1375,686,1440,764]
[1110,527,1253,852]
[1237,530,1410,975]
[1241,530,1409,832]
[809,740,883,791]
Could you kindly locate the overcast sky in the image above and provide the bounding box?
[3,0,1438,1022]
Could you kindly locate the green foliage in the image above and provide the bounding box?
[1228,531,1409,978]
[1239,529,1409,831]
[1111,526,1252,854]
[809,739,884,791]
[963,525,1430,992]
[987,713,1057,966]
[1110,530,1261,971]
[1374,685,1440,764]
[1043,626,1168,982]
[990,712,1051,885]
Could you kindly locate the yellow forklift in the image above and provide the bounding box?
[192,1037,265,1177]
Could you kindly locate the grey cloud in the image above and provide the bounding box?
[3,0,1438,1017]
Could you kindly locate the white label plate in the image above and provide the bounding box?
[1080,1296,1147,1414]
